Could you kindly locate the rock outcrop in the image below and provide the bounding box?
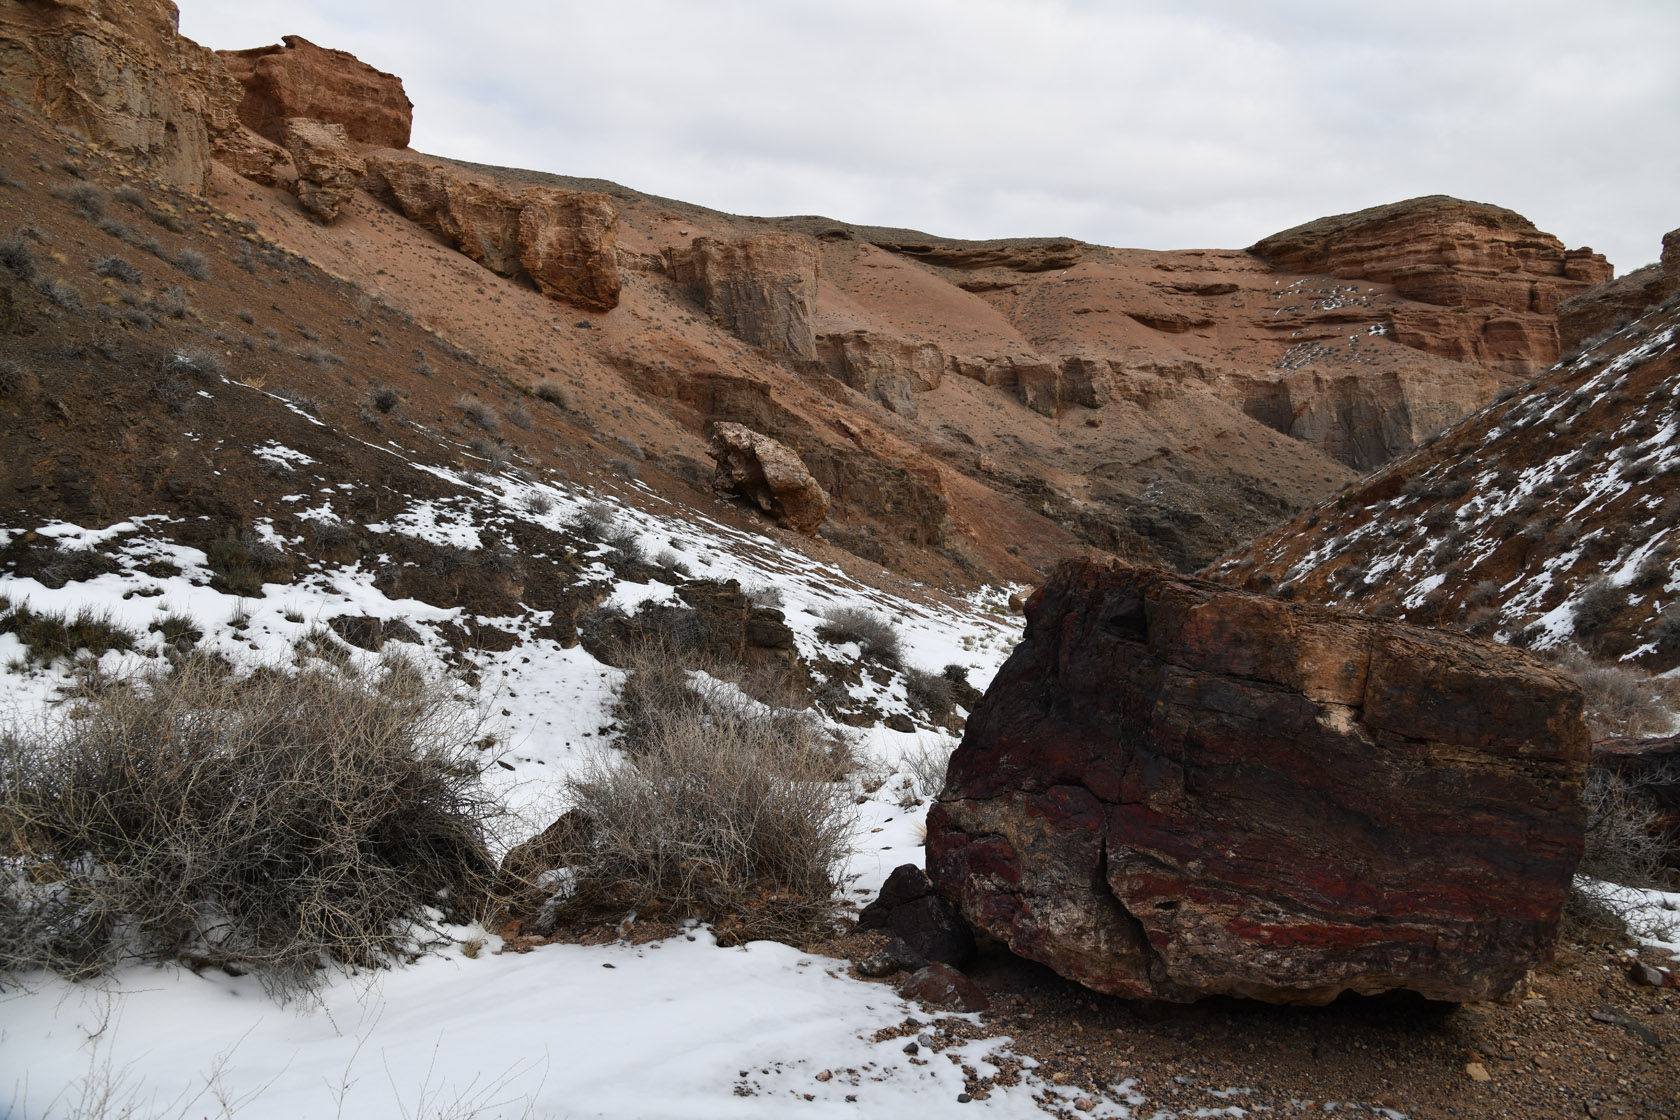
[668,234,819,359]
[0,0,240,192]
[217,35,412,148]
[1251,196,1613,372]
[708,422,830,534]
[816,331,942,417]
[1557,226,1680,352]
[517,192,621,312]
[927,559,1589,1005]
[364,153,621,311]
[282,118,364,223]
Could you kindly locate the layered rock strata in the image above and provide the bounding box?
[0,0,240,191]
[668,234,819,359]
[1250,196,1612,372]
[217,35,412,148]
[1557,227,1680,352]
[927,559,1589,1004]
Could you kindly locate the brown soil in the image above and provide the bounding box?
[824,930,1680,1118]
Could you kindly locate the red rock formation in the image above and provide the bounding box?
[1557,226,1680,352]
[364,153,620,311]
[282,118,364,224]
[708,422,830,534]
[0,0,240,191]
[1251,196,1612,372]
[927,559,1588,1005]
[217,35,412,149]
[668,234,820,360]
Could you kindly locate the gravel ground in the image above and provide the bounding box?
[832,931,1680,1119]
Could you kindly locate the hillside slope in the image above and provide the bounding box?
[1210,273,1680,674]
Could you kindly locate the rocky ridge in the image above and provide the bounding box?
[217,34,412,149]
[1210,244,1680,674]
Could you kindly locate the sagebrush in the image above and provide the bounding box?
[0,654,501,993]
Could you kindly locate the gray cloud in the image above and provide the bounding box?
[181,0,1678,272]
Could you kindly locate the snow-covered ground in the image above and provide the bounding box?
[0,475,1175,1119]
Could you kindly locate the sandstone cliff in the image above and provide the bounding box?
[667,233,820,360]
[0,0,239,191]
[1250,196,1612,372]
[217,35,412,149]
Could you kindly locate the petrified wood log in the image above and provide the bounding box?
[926,559,1589,1004]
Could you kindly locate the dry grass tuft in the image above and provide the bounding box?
[521,642,854,944]
[0,654,501,994]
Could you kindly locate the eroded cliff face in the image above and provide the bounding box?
[217,35,412,149]
[1250,195,1612,373]
[0,0,240,191]
[55,12,1628,581]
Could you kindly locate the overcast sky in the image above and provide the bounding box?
[180,1,1677,274]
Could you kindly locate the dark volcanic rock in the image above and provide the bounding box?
[898,962,990,1013]
[857,864,975,968]
[926,559,1589,1005]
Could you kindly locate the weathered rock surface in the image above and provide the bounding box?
[517,192,621,312]
[856,864,975,968]
[708,422,830,534]
[817,330,943,417]
[364,153,621,310]
[927,559,1589,1005]
[217,35,412,148]
[1557,226,1680,352]
[281,118,363,223]
[898,962,989,1013]
[1251,196,1612,372]
[212,122,293,185]
[0,0,240,191]
[668,234,819,359]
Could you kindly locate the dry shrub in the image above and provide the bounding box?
[900,737,954,801]
[0,654,500,994]
[535,643,853,943]
[0,602,135,665]
[816,606,902,666]
[904,666,955,721]
[1566,764,1679,935]
[533,379,576,410]
[1552,648,1678,739]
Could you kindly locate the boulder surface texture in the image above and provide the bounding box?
[282,118,364,223]
[927,559,1590,1005]
[668,233,820,359]
[707,422,830,534]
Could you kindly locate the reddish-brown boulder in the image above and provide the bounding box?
[927,559,1589,1005]
[668,234,820,359]
[1251,196,1612,372]
[708,422,830,534]
[217,35,412,149]
[518,192,621,313]
[282,118,364,223]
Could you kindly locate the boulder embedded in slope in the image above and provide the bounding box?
[927,558,1590,1005]
[282,118,364,223]
[364,153,622,311]
[518,192,622,313]
[707,422,830,534]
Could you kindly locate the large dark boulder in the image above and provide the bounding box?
[927,559,1589,1005]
